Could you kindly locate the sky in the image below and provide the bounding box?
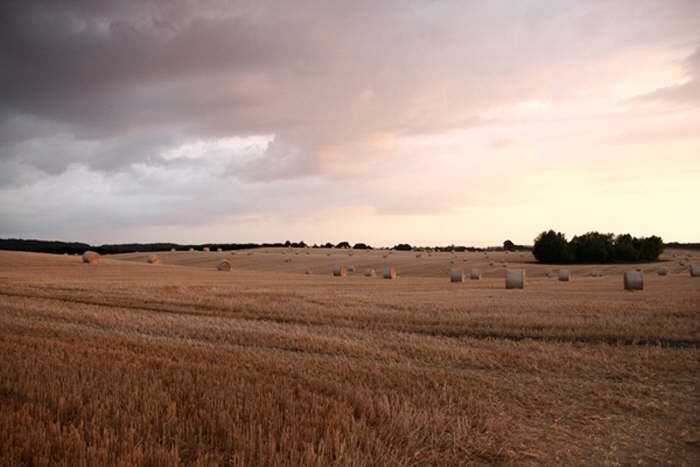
[1,0,699,247]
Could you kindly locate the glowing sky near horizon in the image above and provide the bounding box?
[1,0,699,247]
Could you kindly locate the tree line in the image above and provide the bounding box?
[532,230,664,264]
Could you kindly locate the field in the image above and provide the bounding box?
[1,248,699,465]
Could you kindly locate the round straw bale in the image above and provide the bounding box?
[305,269,312,274]
[624,270,643,290]
[364,268,376,277]
[545,271,553,278]
[147,255,160,264]
[470,268,481,280]
[170,248,176,252]
[506,269,525,289]
[558,269,571,282]
[217,248,223,252]
[489,261,494,266]
[332,264,347,277]
[690,264,700,277]
[656,266,668,276]
[450,268,464,282]
[416,254,422,258]
[189,248,194,252]
[347,265,355,272]
[82,251,100,264]
[382,267,397,279]
[217,260,232,271]
[203,247,210,252]
[591,270,602,277]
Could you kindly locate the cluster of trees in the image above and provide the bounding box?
[392,244,487,252]
[0,239,301,255]
[502,240,529,251]
[533,230,664,264]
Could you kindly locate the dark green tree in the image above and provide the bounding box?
[335,241,351,249]
[533,230,574,263]
[614,234,639,262]
[637,236,663,261]
[569,232,615,263]
[503,240,515,251]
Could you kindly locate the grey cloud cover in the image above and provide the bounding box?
[1,0,699,242]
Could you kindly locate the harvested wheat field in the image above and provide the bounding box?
[1,249,699,465]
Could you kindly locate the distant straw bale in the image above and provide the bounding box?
[470,269,481,280]
[82,251,100,264]
[382,267,397,279]
[690,264,700,277]
[332,264,347,277]
[147,255,160,264]
[364,268,376,277]
[203,247,210,252]
[657,266,668,276]
[506,269,525,289]
[558,269,571,282]
[217,260,232,271]
[450,268,464,283]
[624,270,643,290]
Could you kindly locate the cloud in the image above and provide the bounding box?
[630,42,700,104]
[1,1,700,243]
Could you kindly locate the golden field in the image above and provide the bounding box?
[0,248,698,465]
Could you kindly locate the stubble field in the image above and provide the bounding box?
[1,248,698,465]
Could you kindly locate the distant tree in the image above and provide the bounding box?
[323,242,334,248]
[393,244,412,251]
[336,241,351,249]
[569,232,615,263]
[533,230,574,263]
[637,236,663,261]
[284,240,291,247]
[614,234,639,262]
[352,243,372,249]
[503,240,515,251]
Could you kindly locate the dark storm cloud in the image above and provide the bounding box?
[1,0,700,243]
[633,42,700,104]
[3,0,697,182]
